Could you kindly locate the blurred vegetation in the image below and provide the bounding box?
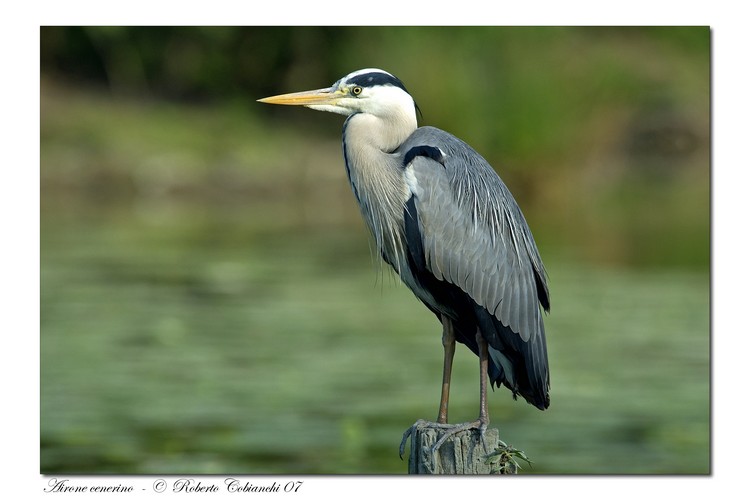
[40,27,709,474]
[41,26,709,268]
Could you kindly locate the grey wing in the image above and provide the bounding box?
[402,127,549,343]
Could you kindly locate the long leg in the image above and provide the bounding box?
[437,315,456,424]
[399,327,491,458]
[426,329,490,453]
[475,329,490,428]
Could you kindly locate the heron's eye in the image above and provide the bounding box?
[352,86,363,96]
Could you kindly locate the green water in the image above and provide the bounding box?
[40,202,709,474]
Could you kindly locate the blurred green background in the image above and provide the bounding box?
[40,26,709,474]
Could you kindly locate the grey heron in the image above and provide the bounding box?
[259,68,550,450]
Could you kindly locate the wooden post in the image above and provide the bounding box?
[404,423,518,474]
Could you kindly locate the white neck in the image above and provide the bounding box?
[342,111,416,274]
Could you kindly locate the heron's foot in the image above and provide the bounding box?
[399,418,489,460]
[399,419,427,459]
[430,418,489,455]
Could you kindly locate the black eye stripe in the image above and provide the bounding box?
[348,72,409,93]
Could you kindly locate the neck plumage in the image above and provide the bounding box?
[342,111,417,274]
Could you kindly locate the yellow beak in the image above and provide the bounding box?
[257,87,340,106]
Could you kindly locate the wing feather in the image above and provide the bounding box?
[401,127,548,344]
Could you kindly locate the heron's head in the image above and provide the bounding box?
[258,68,418,121]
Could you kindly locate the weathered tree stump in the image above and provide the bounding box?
[404,422,518,474]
